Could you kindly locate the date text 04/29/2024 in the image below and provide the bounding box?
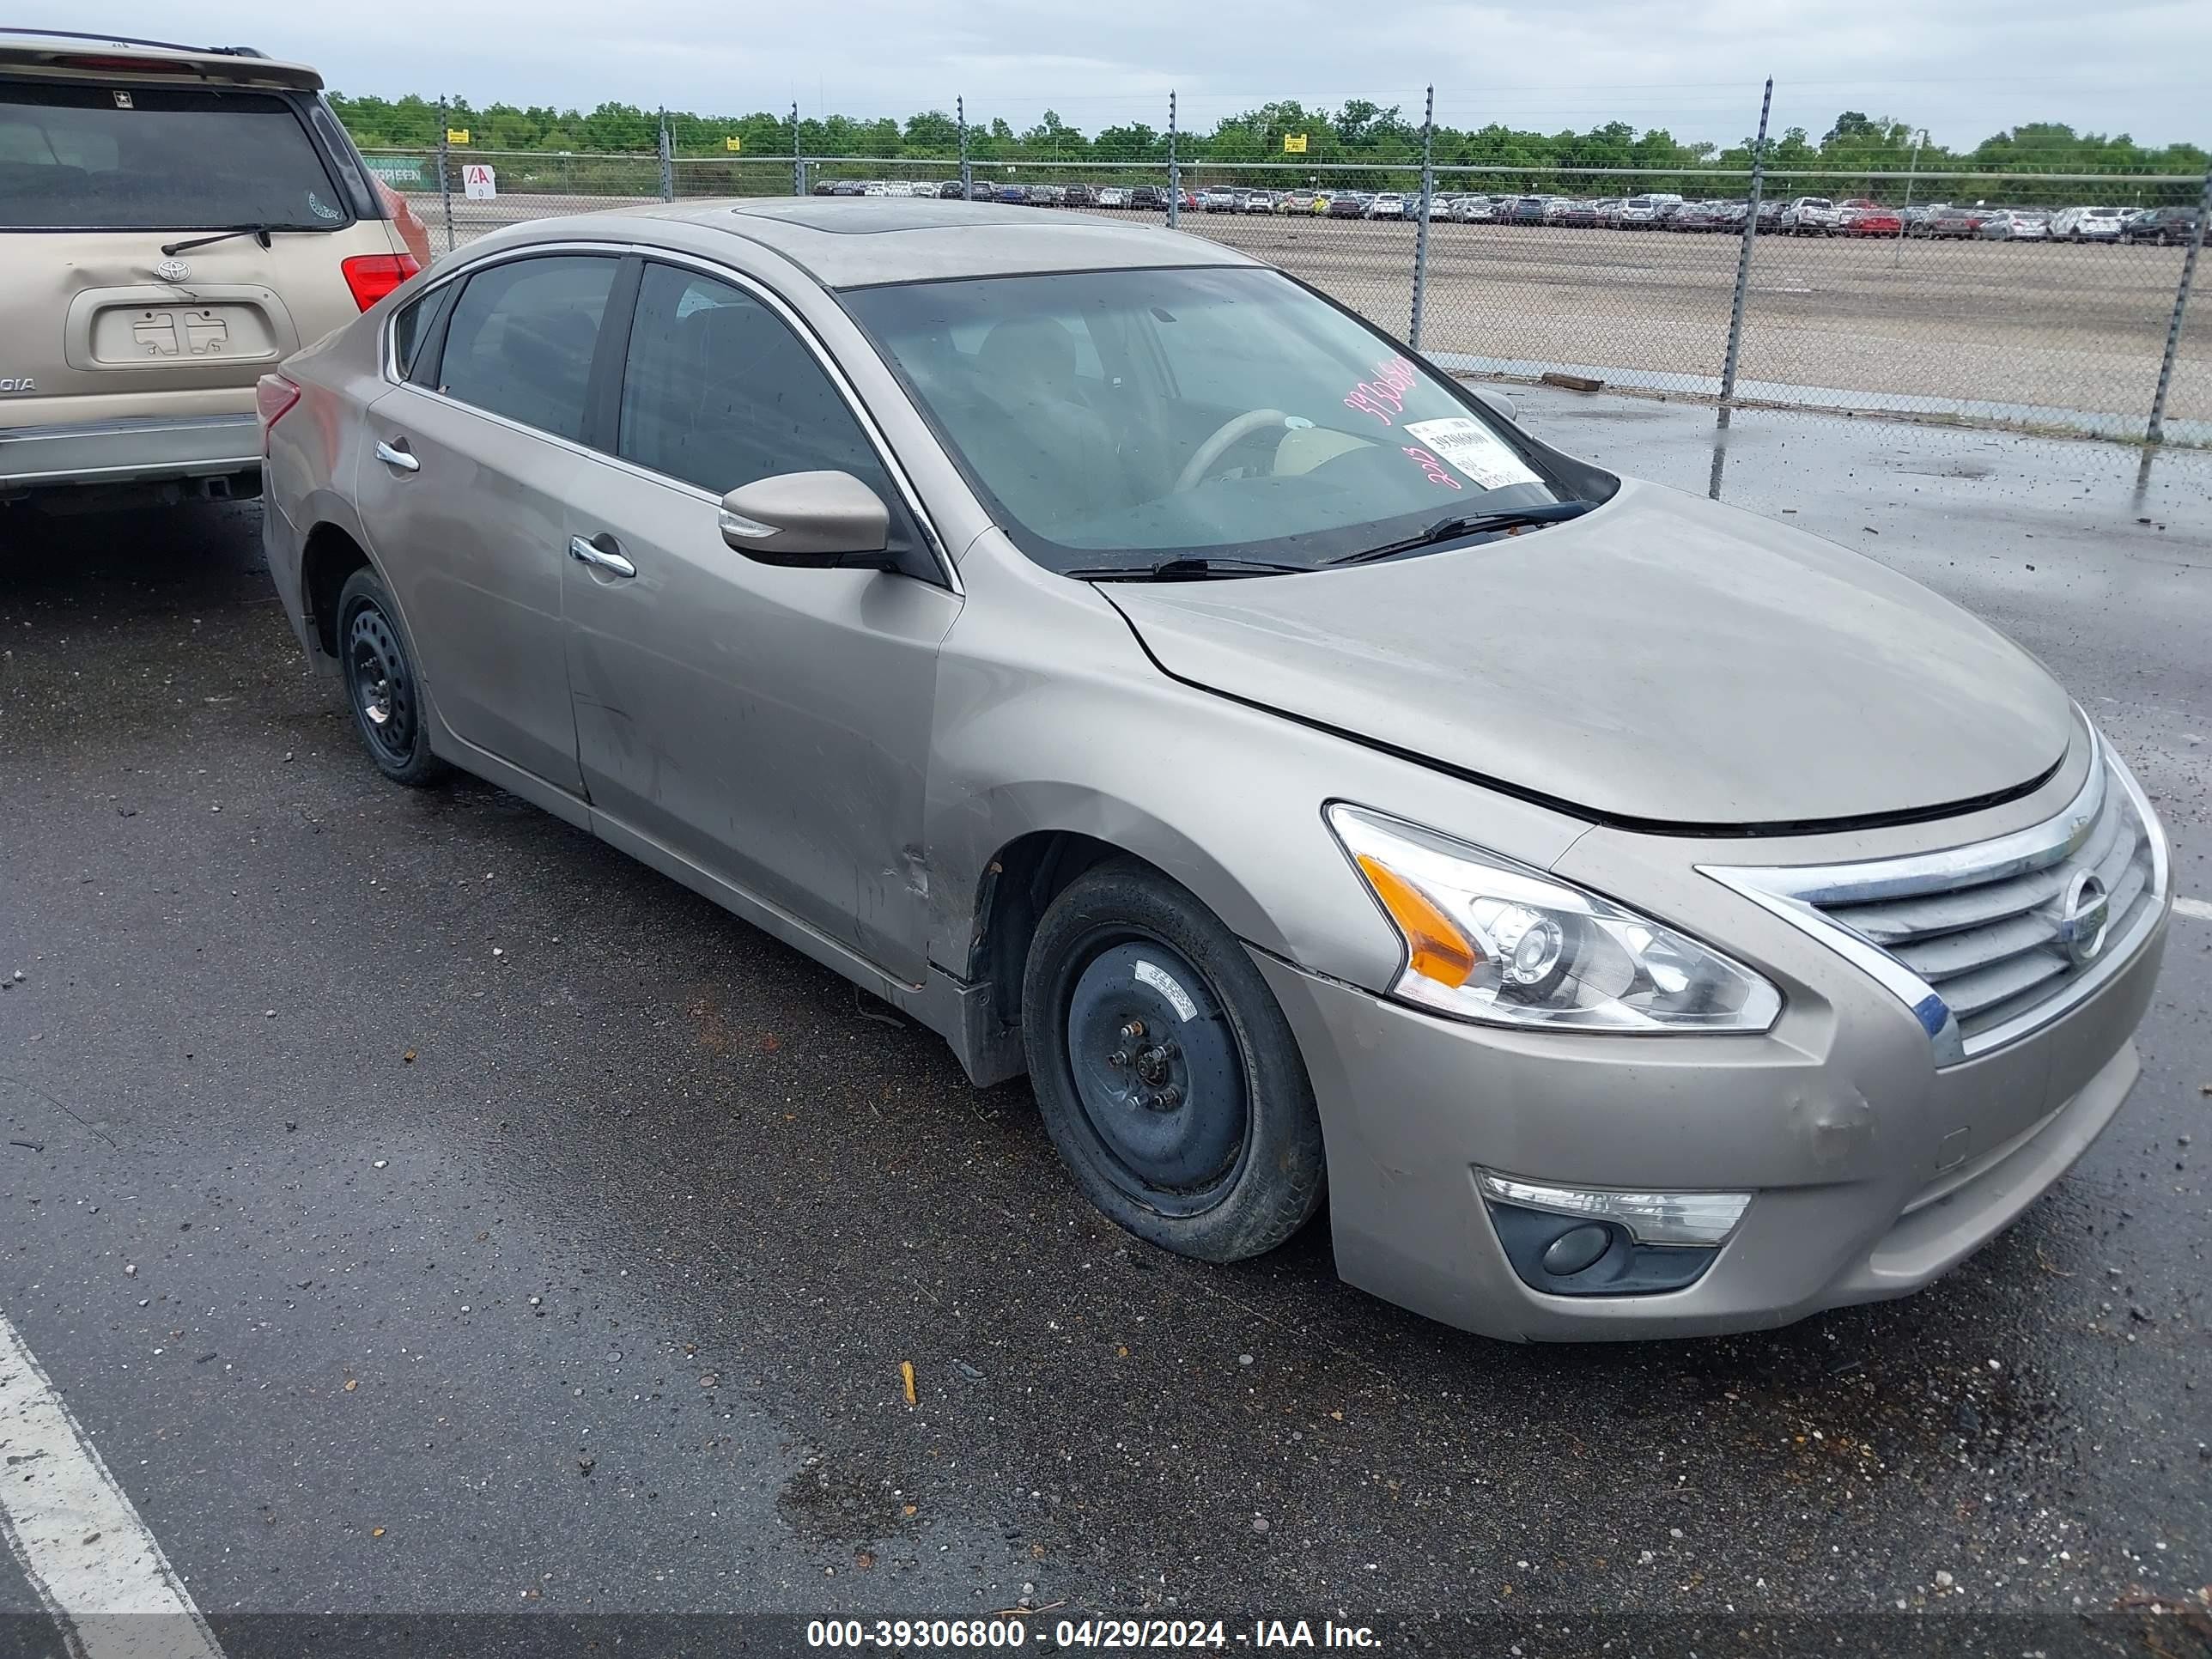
[1059,1625,1381,1650]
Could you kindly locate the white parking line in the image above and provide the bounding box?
[2177,897,2212,923]
[0,1309,225,1659]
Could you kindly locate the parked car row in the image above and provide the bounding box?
[1900,202,2198,242]
[808,176,1201,210]
[803,176,2206,246]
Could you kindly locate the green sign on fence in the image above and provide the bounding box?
[364,155,433,191]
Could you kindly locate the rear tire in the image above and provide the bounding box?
[336,567,448,787]
[1021,859,1325,1263]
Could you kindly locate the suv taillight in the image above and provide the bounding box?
[340,252,420,312]
[256,373,301,454]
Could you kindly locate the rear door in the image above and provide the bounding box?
[355,252,622,793]
[0,75,402,453]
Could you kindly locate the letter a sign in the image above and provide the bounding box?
[463,163,498,200]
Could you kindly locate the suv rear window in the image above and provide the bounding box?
[0,81,349,232]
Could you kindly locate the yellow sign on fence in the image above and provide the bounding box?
[1283,133,1308,154]
[446,128,470,146]
[724,136,743,152]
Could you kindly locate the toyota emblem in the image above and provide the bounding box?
[2055,870,2111,966]
[155,258,190,283]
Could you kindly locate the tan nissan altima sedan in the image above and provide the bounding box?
[258,199,2169,1341]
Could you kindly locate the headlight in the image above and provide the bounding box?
[1328,804,1782,1033]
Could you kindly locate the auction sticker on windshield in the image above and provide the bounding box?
[1401,417,1542,491]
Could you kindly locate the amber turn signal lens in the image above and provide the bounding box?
[1354,854,1479,988]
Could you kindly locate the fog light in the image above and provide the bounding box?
[1539,1223,1612,1276]
[1475,1170,1751,1247]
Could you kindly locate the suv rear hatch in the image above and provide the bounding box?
[0,40,409,495]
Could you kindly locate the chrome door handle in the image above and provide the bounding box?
[568,535,636,578]
[374,439,419,473]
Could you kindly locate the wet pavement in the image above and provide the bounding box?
[1,404,2207,1653]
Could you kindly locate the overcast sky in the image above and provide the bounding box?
[65,0,2209,151]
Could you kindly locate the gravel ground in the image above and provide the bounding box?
[1165,214,2211,429]
[431,194,2211,430]
[0,395,2206,1656]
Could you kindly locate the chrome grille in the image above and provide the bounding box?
[1704,727,2167,1063]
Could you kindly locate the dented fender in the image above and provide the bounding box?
[919,531,1594,992]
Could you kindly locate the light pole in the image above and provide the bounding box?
[1893,127,1927,265]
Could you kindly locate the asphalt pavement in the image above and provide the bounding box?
[2,398,2207,1656]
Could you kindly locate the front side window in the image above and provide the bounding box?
[616,262,897,503]
[844,265,1592,574]
[0,80,349,232]
[435,256,616,442]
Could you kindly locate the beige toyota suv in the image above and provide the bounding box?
[0,29,422,510]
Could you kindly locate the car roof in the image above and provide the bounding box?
[527,198,1263,289]
[0,28,322,89]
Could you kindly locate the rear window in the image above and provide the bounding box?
[0,80,349,232]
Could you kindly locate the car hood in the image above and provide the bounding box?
[1103,479,2074,831]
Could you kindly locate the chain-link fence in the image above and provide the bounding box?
[352,91,2212,451]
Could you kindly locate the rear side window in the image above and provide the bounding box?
[0,80,349,232]
[616,262,896,501]
[392,294,434,380]
[436,257,617,443]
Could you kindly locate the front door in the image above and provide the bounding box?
[356,252,621,793]
[559,260,958,983]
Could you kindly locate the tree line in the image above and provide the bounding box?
[331,93,2208,203]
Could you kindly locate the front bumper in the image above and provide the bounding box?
[1255,894,2165,1340]
[0,413,260,493]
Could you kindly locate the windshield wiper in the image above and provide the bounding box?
[161,224,280,256]
[1065,556,1311,581]
[1327,500,1599,568]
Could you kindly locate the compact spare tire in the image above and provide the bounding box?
[1022,858,1325,1262]
[336,566,447,787]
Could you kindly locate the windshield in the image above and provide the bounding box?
[0,81,349,233]
[842,266,1575,574]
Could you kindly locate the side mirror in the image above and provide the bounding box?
[719,471,892,568]
[1471,386,1518,425]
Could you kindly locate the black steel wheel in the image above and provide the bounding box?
[1063,936,1249,1216]
[1023,858,1325,1262]
[336,567,447,787]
